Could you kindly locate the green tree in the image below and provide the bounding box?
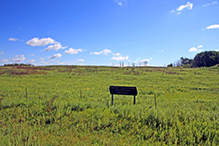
[193,51,219,67]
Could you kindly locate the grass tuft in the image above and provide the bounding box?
[46,96,57,112]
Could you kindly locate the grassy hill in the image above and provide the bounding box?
[0,65,219,145]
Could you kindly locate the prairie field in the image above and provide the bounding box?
[0,65,219,145]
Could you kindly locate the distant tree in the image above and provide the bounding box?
[132,62,135,67]
[167,63,173,67]
[167,57,194,68]
[143,61,148,66]
[4,63,34,66]
[193,51,219,67]
[180,57,194,66]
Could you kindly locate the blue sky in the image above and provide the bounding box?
[0,0,219,66]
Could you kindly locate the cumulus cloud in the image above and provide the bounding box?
[50,53,62,59]
[111,55,129,60]
[44,43,67,51]
[215,49,219,51]
[11,55,25,62]
[26,37,56,46]
[64,48,83,54]
[1,59,8,62]
[27,59,35,64]
[177,2,193,11]
[31,54,34,56]
[206,24,219,29]
[203,1,217,7]
[189,46,203,52]
[0,51,4,55]
[9,38,19,41]
[78,59,84,63]
[90,49,111,55]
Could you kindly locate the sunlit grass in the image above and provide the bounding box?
[0,65,218,145]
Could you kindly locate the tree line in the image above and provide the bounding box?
[4,63,34,66]
[167,51,219,68]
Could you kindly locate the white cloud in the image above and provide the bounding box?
[140,59,150,62]
[31,54,34,56]
[64,48,83,54]
[44,43,67,51]
[1,59,8,62]
[78,59,84,63]
[115,53,121,56]
[26,37,56,46]
[197,45,203,48]
[132,57,152,66]
[206,24,219,29]
[50,53,62,59]
[11,55,25,62]
[215,49,219,51]
[139,57,152,64]
[114,0,124,6]
[189,47,203,52]
[90,49,111,55]
[27,59,35,64]
[111,55,129,60]
[0,51,4,55]
[203,1,217,7]
[177,2,193,11]
[9,38,19,41]
[170,10,175,13]
[40,57,45,61]
[40,60,55,64]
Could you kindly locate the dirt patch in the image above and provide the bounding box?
[0,66,49,76]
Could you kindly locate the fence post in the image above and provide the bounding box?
[25,88,28,99]
[154,94,157,109]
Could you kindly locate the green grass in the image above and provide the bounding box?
[0,65,219,145]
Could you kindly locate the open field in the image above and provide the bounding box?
[0,65,219,145]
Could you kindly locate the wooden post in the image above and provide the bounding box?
[80,90,82,98]
[111,94,113,105]
[25,88,28,99]
[134,95,136,105]
[154,94,157,109]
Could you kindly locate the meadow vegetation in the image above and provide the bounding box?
[0,65,219,145]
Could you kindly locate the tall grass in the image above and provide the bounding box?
[0,65,218,145]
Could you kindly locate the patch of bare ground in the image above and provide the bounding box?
[0,66,50,76]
